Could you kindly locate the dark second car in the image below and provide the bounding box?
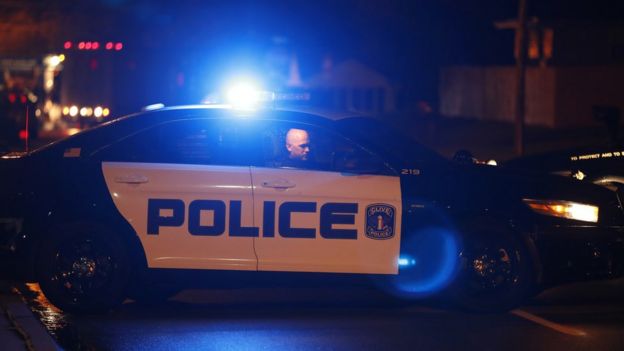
[505,146,624,199]
[1,105,623,313]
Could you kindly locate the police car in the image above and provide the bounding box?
[1,105,623,313]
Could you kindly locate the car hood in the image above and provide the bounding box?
[504,146,624,180]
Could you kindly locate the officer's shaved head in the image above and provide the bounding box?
[286,128,310,160]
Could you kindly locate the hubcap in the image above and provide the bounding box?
[462,243,519,295]
[52,237,116,299]
[71,257,97,278]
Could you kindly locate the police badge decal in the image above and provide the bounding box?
[365,204,396,240]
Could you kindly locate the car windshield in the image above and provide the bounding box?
[336,117,445,164]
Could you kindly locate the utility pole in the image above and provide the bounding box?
[514,0,528,155]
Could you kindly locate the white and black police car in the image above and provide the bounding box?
[1,104,623,313]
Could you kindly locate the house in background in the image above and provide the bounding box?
[305,59,396,114]
[439,19,624,127]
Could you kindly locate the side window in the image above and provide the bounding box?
[93,127,156,163]
[94,119,262,166]
[261,122,394,175]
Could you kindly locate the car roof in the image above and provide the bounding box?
[32,105,374,156]
[148,104,364,119]
[153,104,363,117]
[108,104,371,130]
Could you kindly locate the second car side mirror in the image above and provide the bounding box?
[452,149,477,165]
[333,151,383,174]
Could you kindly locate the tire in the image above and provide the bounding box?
[36,223,131,314]
[448,219,535,313]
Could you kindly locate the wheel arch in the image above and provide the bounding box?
[447,213,544,312]
[23,210,149,282]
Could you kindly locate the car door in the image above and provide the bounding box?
[251,120,402,274]
[95,118,261,271]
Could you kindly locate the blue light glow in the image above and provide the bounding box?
[398,256,418,267]
[224,78,273,110]
[386,227,460,298]
[142,103,165,111]
[227,82,259,109]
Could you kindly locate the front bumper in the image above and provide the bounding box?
[535,225,624,286]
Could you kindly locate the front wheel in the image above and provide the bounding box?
[36,223,131,314]
[449,220,535,312]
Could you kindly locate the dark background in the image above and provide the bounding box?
[3,0,623,114]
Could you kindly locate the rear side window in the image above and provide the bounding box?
[94,118,263,166]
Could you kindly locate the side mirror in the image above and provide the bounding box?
[333,151,384,174]
[452,149,477,165]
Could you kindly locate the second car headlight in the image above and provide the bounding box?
[523,199,599,223]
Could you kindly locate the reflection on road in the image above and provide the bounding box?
[23,283,90,350]
[18,280,624,351]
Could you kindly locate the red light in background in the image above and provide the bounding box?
[19,130,28,140]
[92,42,100,50]
[78,42,85,50]
[89,58,99,70]
[85,42,92,50]
[20,95,27,104]
[115,42,123,51]
[64,41,72,49]
[105,42,113,50]
[8,93,16,104]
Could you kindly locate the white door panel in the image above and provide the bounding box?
[102,162,257,270]
[251,167,402,274]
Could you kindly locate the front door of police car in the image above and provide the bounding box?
[251,122,402,275]
[98,118,262,271]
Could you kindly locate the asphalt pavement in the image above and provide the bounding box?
[14,279,624,351]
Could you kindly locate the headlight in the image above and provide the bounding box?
[523,199,599,223]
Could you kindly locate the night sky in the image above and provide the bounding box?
[4,0,623,110]
[90,0,623,105]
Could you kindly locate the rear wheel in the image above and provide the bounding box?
[450,220,535,312]
[36,223,131,314]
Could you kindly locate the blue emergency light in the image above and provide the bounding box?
[218,79,309,110]
[225,81,275,110]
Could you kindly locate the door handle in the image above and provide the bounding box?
[261,180,296,189]
[114,174,149,184]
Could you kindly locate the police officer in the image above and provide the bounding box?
[277,127,316,169]
[285,128,311,161]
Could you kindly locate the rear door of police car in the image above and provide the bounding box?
[251,120,402,275]
[94,117,262,271]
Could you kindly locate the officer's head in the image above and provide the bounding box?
[285,128,310,161]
